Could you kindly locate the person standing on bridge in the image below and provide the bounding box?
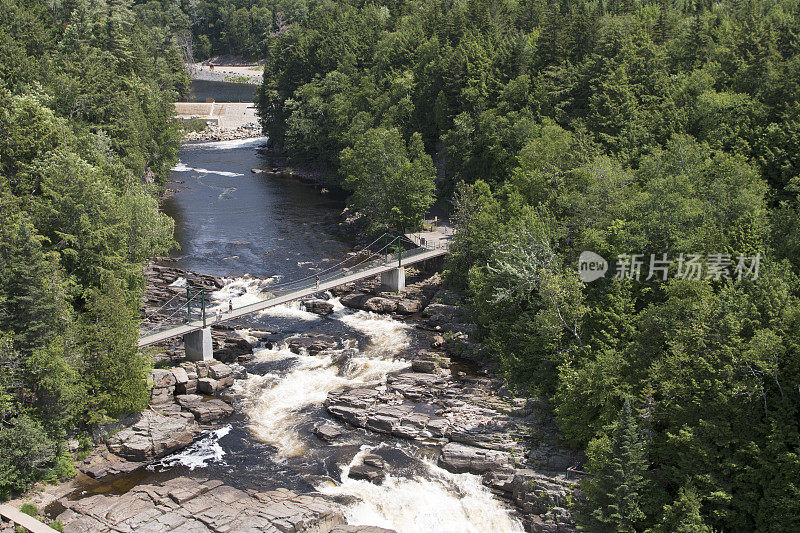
[228,299,233,312]
[216,308,223,323]
[315,275,320,289]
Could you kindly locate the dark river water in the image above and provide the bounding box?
[63,82,522,532]
[187,79,257,102]
[162,137,352,279]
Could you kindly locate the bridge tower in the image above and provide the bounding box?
[380,238,405,292]
[184,286,213,361]
[184,328,213,361]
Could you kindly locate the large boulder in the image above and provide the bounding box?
[106,411,197,462]
[150,369,176,405]
[411,359,437,373]
[286,333,338,355]
[152,368,176,388]
[176,365,198,394]
[208,362,232,380]
[340,293,397,313]
[422,302,460,322]
[303,299,335,315]
[176,394,234,423]
[197,377,218,395]
[395,299,422,314]
[171,367,188,386]
[437,442,512,475]
[349,464,385,484]
[314,423,345,443]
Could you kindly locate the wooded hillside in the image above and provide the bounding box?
[254,0,800,529]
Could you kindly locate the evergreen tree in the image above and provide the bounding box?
[580,399,649,532]
[651,486,712,533]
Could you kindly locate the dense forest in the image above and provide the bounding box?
[3,0,800,530]
[0,0,185,498]
[254,0,800,530]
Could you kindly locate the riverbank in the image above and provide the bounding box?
[182,122,261,143]
[9,118,579,531]
[189,62,262,85]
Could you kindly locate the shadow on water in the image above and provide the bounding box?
[186,79,256,102]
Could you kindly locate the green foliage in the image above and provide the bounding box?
[579,399,649,532]
[650,486,712,533]
[251,0,800,529]
[0,416,55,500]
[0,0,183,499]
[44,446,77,485]
[188,0,282,60]
[19,503,38,517]
[81,274,151,422]
[340,128,435,232]
[49,521,64,532]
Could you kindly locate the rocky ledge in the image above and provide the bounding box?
[183,122,262,143]
[316,272,580,532]
[323,369,579,532]
[133,263,578,531]
[80,360,239,479]
[54,476,392,533]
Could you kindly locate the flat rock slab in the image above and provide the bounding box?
[331,527,397,533]
[437,442,512,474]
[56,477,348,533]
[176,394,234,423]
[324,371,527,449]
[106,410,198,462]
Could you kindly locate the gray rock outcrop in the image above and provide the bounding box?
[340,293,398,313]
[286,333,339,355]
[106,409,198,462]
[176,394,234,423]
[437,442,512,474]
[303,298,335,315]
[55,477,350,533]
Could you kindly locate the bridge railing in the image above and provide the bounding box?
[139,233,447,342]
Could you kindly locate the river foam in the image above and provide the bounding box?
[182,136,269,150]
[152,425,232,471]
[318,446,525,533]
[171,161,245,177]
[234,306,411,457]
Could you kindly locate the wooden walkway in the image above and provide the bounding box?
[0,504,56,533]
[138,245,447,347]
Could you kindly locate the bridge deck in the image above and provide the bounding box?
[0,504,55,533]
[138,246,447,347]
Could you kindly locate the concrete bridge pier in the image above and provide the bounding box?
[184,327,213,361]
[380,267,405,292]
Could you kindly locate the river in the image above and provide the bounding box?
[131,81,524,531]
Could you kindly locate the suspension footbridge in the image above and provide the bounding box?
[138,228,451,357]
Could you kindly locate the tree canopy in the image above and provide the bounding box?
[0,0,184,498]
[254,0,800,529]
